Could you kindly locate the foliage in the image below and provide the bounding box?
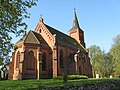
[63,74,68,82]
[89,45,102,77]
[53,76,63,80]
[0,0,38,36]
[89,45,114,78]
[53,75,88,81]
[0,0,37,78]
[110,34,120,77]
[0,79,119,90]
[89,34,120,78]
[89,45,102,59]
[67,75,88,80]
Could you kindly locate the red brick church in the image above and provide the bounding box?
[9,9,92,80]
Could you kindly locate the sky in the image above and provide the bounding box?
[12,0,120,52]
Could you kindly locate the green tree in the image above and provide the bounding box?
[89,45,114,78]
[110,34,120,77]
[89,45,102,77]
[89,45,102,59]
[0,0,38,78]
[98,52,114,78]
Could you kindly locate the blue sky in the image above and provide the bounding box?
[12,0,120,52]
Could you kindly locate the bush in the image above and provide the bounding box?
[53,75,88,80]
[53,76,63,80]
[63,74,68,83]
[67,75,88,80]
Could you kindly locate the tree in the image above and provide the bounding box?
[98,52,114,78]
[89,45,102,77]
[0,0,38,78]
[89,45,102,60]
[89,45,114,78]
[110,34,120,77]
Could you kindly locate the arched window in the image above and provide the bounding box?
[27,50,35,69]
[39,29,41,33]
[59,49,64,68]
[42,53,46,71]
[16,51,20,68]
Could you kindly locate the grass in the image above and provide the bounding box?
[0,78,120,90]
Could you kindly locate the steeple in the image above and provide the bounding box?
[68,8,86,48]
[72,8,80,29]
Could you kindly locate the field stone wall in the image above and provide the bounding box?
[36,80,120,90]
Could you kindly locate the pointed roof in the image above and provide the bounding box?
[15,30,47,45]
[72,8,80,29]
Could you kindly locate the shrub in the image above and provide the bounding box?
[63,74,68,83]
[67,75,88,80]
[53,76,63,80]
[53,75,88,80]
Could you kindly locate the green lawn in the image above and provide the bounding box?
[0,78,119,90]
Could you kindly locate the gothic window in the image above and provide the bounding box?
[42,53,46,71]
[59,49,64,68]
[27,50,35,70]
[39,29,41,33]
[16,51,20,68]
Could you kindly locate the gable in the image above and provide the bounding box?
[15,30,48,46]
[24,31,40,44]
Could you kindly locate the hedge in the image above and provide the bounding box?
[53,75,88,80]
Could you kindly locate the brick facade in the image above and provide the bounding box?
[8,10,92,80]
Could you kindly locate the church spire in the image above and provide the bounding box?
[68,8,86,47]
[72,8,80,29]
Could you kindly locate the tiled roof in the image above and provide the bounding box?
[32,31,48,45]
[45,24,85,51]
[15,31,47,45]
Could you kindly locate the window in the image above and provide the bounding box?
[59,49,64,68]
[16,51,20,68]
[27,51,35,69]
[39,29,41,33]
[42,53,46,71]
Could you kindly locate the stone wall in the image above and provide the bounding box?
[36,80,120,90]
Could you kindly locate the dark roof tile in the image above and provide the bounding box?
[45,24,85,51]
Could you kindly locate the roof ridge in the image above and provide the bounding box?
[45,24,76,40]
[44,24,87,51]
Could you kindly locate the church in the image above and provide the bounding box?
[8,9,92,80]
